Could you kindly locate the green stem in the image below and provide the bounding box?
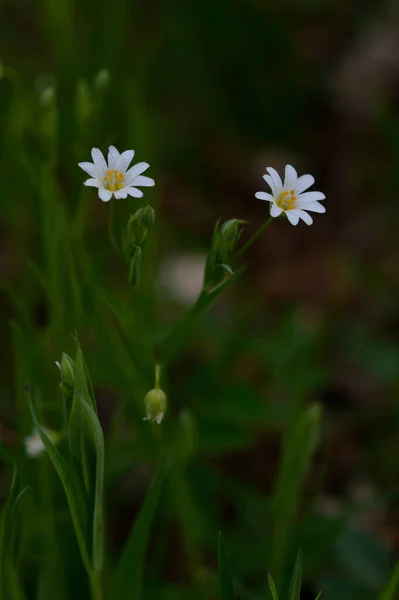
[108,201,121,255]
[90,570,103,600]
[237,216,273,257]
[162,268,244,367]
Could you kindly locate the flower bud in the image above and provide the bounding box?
[144,388,167,424]
[143,365,167,424]
[204,218,244,290]
[56,353,75,397]
[126,205,155,251]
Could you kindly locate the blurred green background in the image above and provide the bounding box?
[2,1,399,599]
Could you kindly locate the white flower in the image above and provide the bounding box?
[255,164,326,226]
[78,146,155,202]
[24,428,59,458]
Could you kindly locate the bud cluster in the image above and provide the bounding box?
[203,218,245,290]
[123,205,155,287]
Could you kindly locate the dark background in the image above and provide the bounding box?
[2,1,399,599]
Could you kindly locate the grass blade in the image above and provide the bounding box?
[267,574,280,600]
[29,394,90,572]
[0,469,29,600]
[112,474,164,600]
[379,559,399,600]
[288,549,302,600]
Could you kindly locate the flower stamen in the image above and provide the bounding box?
[104,169,125,191]
[276,190,296,211]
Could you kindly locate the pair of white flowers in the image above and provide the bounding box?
[78,146,326,225]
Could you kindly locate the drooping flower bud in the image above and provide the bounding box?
[143,365,167,424]
[203,218,245,290]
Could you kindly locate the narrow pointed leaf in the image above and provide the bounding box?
[379,558,399,600]
[267,574,280,600]
[29,396,90,572]
[112,474,164,600]
[0,469,29,599]
[288,549,302,600]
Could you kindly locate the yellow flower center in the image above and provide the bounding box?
[103,169,125,191]
[276,189,296,211]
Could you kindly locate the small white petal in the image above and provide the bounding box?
[119,150,135,173]
[295,174,315,194]
[266,167,283,195]
[296,200,326,213]
[270,202,283,218]
[255,191,274,202]
[125,162,150,184]
[91,148,108,177]
[284,164,298,190]
[297,191,326,203]
[263,174,277,195]
[286,210,300,226]
[292,209,313,225]
[108,145,120,171]
[114,190,128,199]
[125,187,144,198]
[132,175,155,187]
[78,162,97,178]
[98,188,112,202]
[84,178,101,188]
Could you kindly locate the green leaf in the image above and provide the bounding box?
[0,469,29,600]
[218,532,235,600]
[379,559,399,600]
[288,549,302,600]
[29,395,90,572]
[69,339,104,572]
[314,592,322,600]
[271,404,321,587]
[112,474,164,600]
[267,574,279,600]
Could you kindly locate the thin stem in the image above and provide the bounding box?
[108,201,121,255]
[155,364,161,388]
[237,216,273,257]
[90,570,103,600]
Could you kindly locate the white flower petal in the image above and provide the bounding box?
[297,191,326,203]
[108,145,120,171]
[98,188,112,202]
[266,167,283,195]
[296,200,326,213]
[286,210,300,226]
[125,186,144,198]
[270,202,283,218]
[84,178,101,188]
[132,175,155,187]
[78,162,97,178]
[292,209,313,225]
[255,191,274,202]
[263,174,277,195]
[119,150,135,173]
[295,174,315,194]
[114,190,128,199]
[284,164,297,190]
[91,148,108,177]
[125,162,150,184]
